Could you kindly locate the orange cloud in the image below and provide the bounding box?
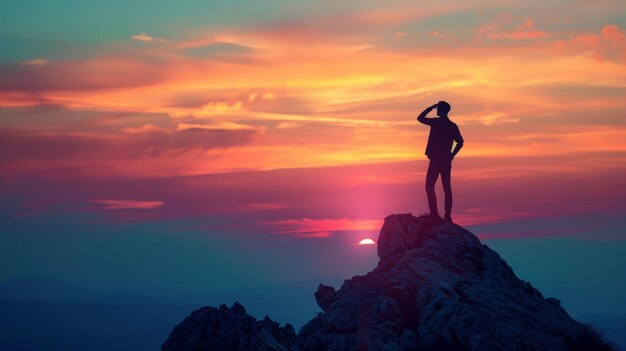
[1,12,625,182]
[176,122,263,131]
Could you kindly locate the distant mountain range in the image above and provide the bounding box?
[0,276,99,302]
[0,275,335,351]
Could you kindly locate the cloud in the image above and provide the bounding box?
[427,31,457,42]
[178,41,257,61]
[120,124,165,135]
[21,59,49,66]
[0,55,169,95]
[293,231,333,238]
[395,32,407,39]
[169,101,244,118]
[114,124,259,155]
[602,25,626,44]
[132,32,167,42]
[476,19,548,41]
[229,202,287,212]
[91,199,164,210]
[480,112,520,125]
[275,122,303,129]
[245,93,275,103]
[176,122,263,131]
[0,125,259,177]
[556,24,626,63]
[259,218,382,238]
[0,128,119,162]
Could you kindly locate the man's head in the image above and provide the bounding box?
[436,101,451,117]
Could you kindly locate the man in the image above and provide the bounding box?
[417,101,464,222]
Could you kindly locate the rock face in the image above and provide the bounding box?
[314,284,337,312]
[161,302,298,351]
[299,214,584,350]
[163,213,597,351]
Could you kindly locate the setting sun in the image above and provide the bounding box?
[358,238,376,246]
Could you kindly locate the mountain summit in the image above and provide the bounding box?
[162,214,614,351]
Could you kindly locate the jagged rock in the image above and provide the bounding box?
[376,213,442,268]
[314,284,336,312]
[161,302,298,351]
[164,214,607,351]
[299,214,585,351]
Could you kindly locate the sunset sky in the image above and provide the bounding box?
[1,0,625,317]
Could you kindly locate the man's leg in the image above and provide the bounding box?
[441,160,453,221]
[425,160,440,216]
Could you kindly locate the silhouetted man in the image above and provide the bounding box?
[417,101,464,222]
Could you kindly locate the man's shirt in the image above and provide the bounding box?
[419,117,464,160]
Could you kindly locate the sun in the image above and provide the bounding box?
[358,238,376,245]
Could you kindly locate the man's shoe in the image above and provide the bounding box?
[444,213,452,222]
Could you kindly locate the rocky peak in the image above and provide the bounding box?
[161,301,298,351]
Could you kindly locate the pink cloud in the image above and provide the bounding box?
[427,31,457,42]
[0,55,169,94]
[555,24,626,62]
[21,59,49,66]
[602,25,626,44]
[175,122,263,132]
[479,19,548,41]
[234,202,287,212]
[395,32,407,39]
[0,125,259,178]
[1,125,256,159]
[293,231,333,238]
[91,199,164,210]
[259,218,382,238]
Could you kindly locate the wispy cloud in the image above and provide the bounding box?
[176,122,264,131]
[169,101,244,119]
[259,218,382,238]
[428,31,457,42]
[132,32,167,42]
[476,19,548,41]
[21,59,49,66]
[91,199,164,210]
[0,125,260,177]
[394,32,407,39]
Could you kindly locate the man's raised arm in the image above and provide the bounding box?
[417,104,438,125]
